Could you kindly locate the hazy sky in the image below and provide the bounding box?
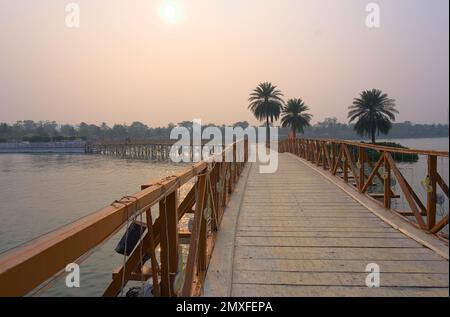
[0,0,448,126]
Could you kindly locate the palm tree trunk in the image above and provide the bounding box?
[266,117,270,147]
[371,126,376,144]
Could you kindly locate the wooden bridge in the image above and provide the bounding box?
[0,139,448,297]
[85,140,175,160]
[204,152,448,296]
[85,140,215,161]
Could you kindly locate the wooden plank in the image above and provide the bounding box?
[383,154,391,208]
[237,226,399,233]
[241,207,376,213]
[239,214,378,220]
[233,270,449,288]
[370,194,400,199]
[238,219,392,228]
[145,208,160,296]
[431,214,449,234]
[234,258,450,273]
[402,173,427,214]
[235,236,422,248]
[437,173,449,198]
[159,191,179,297]
[385,153,427,229]
[236,230,406,238]
[179,231,192,239]
[240,212,374,217]
[427,155,438,230]
[234,246,446,261]
[182,174,207,296]
[361,153,384,193]
[197,197,208,274]
[358,147,365,192]
[343,144,360,188]
[232,284,449,297]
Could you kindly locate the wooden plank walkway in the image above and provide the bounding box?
[206,153,449,297]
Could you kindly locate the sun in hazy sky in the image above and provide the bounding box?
[159,1,182,24]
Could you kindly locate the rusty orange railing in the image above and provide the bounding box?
[280,138,449,237]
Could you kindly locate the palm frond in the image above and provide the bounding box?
[347,89,398,141]
[280,98,313,135]
[248,82,285,124]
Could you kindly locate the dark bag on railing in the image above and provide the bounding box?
[114,221,147,256]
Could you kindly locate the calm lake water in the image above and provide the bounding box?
[0,154,186,296]
[376,138,449,217]
[0,137,448,296]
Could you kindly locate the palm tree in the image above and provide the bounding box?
[348,89,398,144]
[248,82,284,143]
[281,98,312,138]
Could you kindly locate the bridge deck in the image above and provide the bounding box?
[206,153,449,297]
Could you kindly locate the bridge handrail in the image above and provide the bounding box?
[0,140,248,297]
[308,138,448,157]
[279,138,449,237]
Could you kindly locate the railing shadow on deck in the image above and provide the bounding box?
[0,140,249,297]
[279,138,449,239]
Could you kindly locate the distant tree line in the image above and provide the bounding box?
[0,120,251,142]
[279,117,449,140]
[0,119,447,143]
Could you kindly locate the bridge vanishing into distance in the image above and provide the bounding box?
[0,139,448,297]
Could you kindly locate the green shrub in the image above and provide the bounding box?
[349,142,419,163]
